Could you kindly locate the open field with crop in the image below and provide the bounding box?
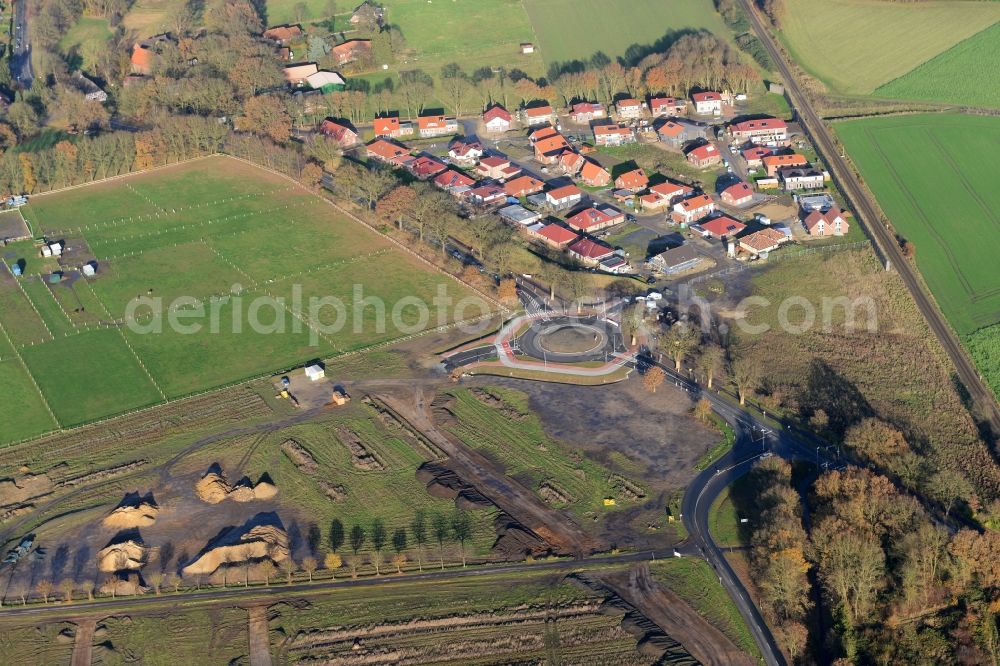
[835,114,1000,336]
[967,325,1000,403]
[875,22,1000,109]
[0,156,492,441]
[780,0,1000,95]
[524,0,729,66]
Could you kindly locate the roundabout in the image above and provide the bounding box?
[514,314,625,364]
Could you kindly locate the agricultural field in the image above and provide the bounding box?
[875,22,1000,109]
[0,156,491,441]
[348,0,544,85]
[524,0,730,66]
[967,325,1000,403]
[835,114,1000,336]
[780,0,1000,95]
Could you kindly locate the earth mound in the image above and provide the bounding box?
[102,492,159,529]
[195,465,278,504]
[182,523,289,576]
[97,540,146,572]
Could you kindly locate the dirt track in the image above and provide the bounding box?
[598,563,754,666]
[377,387,601,557]
[70,617,96,666]
[247,606,272,666]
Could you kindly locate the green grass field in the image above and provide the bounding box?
[344,0,544,86]
[967,325,1000,402]
[122,0,176,38]
[836,114,1000,336]
[876,22,1000,109]
[20,328,163,427]
[1,156,492,440]
[524,0,730,65]
[57,16,111,71]
[781,0,1000,95]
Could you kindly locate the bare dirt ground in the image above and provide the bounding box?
[0,211,29,239]
[377,386,601,557]
[486,377,716,486]
[598,563,754,666]
[69,617,96,666]
[247,605,272,666]
[478,376,719,551]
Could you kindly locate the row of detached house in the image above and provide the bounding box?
[357,119,634,273]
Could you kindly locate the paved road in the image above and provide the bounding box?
[0,549,675,622]
[10,0,32,89]
[736,0,1000,433]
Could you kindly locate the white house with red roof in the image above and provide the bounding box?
[699,215,747,240]
[691,91,723,115]
[640,181,694,212]
[720,181,753,207]
[569,102,606,124]
[464,183,507,207]
[536,223,579,248]
[366,139,413,167]
[614,168,649,193]
[417,114,458,138]
[448,138,483,166]
[373,115,413,138]
[802,206,849,236]
[545,184,583,210]
[565,207,624,233]
[671,194,717,224]
[649,97,687,117]
[503,175,544,198]
[742,146,773,169]
[579,159,611,187]
[320,118,359,148]
[729,117,788,146]
[409,155,448,180]
[483,105,512,133]
[523,104,556,126]
[434,169,476,195]
[568,237,615,264]
[615,98,644,119]
[476,155,520,180]
[593,124,635,147]
[686,143,722,168]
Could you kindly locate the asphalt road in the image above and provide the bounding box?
[0,548,677,621]
[736,0,1000,433]
[10,0,32,89]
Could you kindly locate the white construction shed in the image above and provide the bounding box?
[305,364,325,381]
